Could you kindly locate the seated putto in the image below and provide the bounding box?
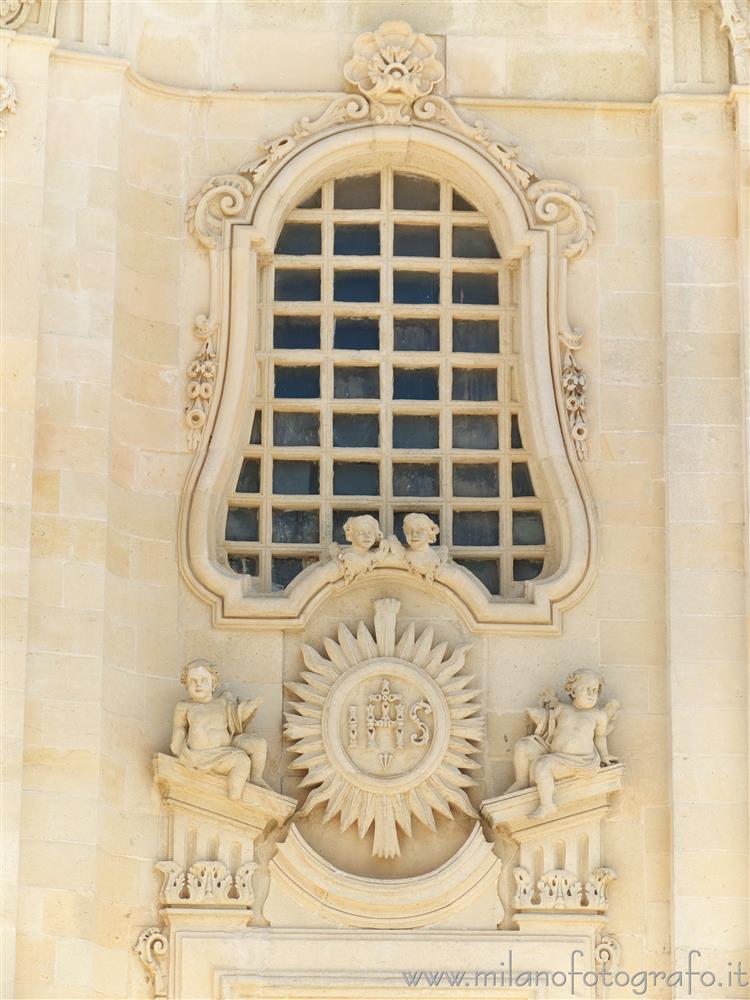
[170,658,269,799]
[505,668,619,819]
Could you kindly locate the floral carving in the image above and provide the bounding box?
[512,865,616,912]
[156,859,256,906]
[595,932,622,974]
[344,20,444,124]
[0,0,33,29]
[0,78,18,138]
[562,351,589,461]
[185,329,217,450]
[133,926,168,999]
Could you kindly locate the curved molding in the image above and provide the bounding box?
[266,822,502,929]
[178,20,598,632]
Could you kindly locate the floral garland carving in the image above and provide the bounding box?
[185,20,595,459]
[0,77,18,139]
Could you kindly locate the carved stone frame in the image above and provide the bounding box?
[179,77,597,632]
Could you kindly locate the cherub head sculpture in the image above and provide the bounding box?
[343,514,383,553]
[402,512,439,552]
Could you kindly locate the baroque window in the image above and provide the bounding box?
[223,168,551,597]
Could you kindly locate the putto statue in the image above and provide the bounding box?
[332,514,386,584]
[331,512,448,585]
[506,668,619,819]
[170,659,269,798]
[396,512,448,583]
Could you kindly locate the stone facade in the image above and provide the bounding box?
[1,2,748,998]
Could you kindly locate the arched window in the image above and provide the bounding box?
[222,166,552,598]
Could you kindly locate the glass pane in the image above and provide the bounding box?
[334,174,380,209]
[452,226,499,259]
[333,413,379,447]
[334,317,379,350]
[393,463,439,497]
[452,191,477,212]
[272,556,317,591]
[228,554,258,576]
[452,414,498,450]
[273,460,320,495]
[274,268,320,301]
[456,558,500,595]
[452,272,499,305]
[512,510,545,545]
[334,224,380,256]
[276,223,321,255]
[453,511,499,546]
[393,509,439,544]
[249,411,262,444]
[272,508,319,544]
[512,462,535,497]
[332,508,379,543]
[393,270,440,304]
[333,461,379,495]
[452,368,497,401]
[334,366,380,399]
[393,367,439,400]
[453,463,499,497]
[514,558,544,581]
[298,189,321,209]
[393,318,439,352]
[236,458,260,493]
[511,413,524,448]
[393,414,439,449]
[274,366,320,398]
[394,173,440,211]
[334,270,380,302]
[453,319,499,353]
[393,225,440,257]
[226,507,259,542]
[273,315,320,349]
[273,411,320,447]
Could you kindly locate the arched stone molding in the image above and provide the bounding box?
[178,20,597,632]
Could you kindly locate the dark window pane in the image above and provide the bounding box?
[333,509,379,543]
[452,368,497,401]
[273,411,319,447]
[334,366,379,399]
[228,555,258,576]
[334,174,380,209]
[452,226,499,259]
[394,174,440,211]
[394,270,440,304]
[273,315,320,349]
[393,367,439,400]
[393,414,439,449]
[453,319,499,353]
[334,317,379,350]
[512,510,545,545]
[274,269,320,301]
[512,462,535,497]
[393,318,439,352]
[276,223,321,255]
[452,191,476,212]
[274,366,320,398]
[334,224,380,256]
[452,272,498,305]
[333,461,379,495]
[514,558,544,581]
[272,556,317,591]
[225,507,259,542]
[511,413,524,448]
[394,510,439,544]
[453,463,499,497]
[273,460,319,495]
[452,414,498,449]
[333,413,379,447]
[236,458,260,493]
[453,511,499,546]
[334,270,380,302]
[393,225,440,257]
[272,508,319,544]
[456,558,500,595]
[298,189,321,209]
[249,411,262,444]
[393,463,439,497]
